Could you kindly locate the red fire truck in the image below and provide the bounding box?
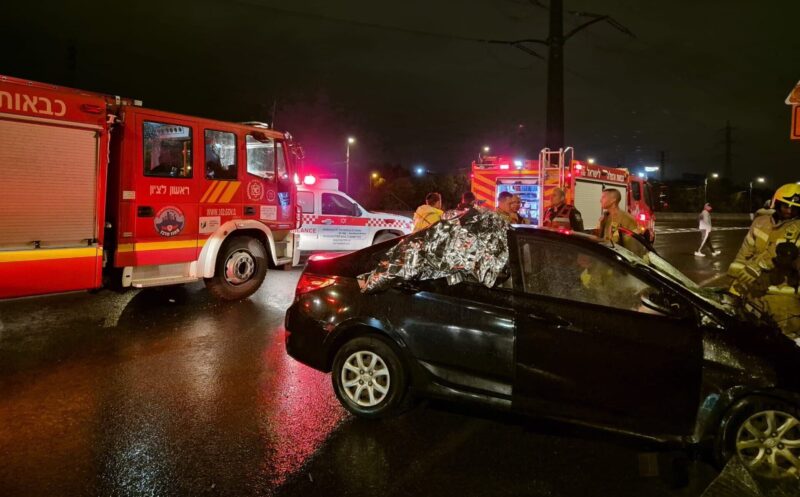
[471,148,656,240]
[0,75,301,300]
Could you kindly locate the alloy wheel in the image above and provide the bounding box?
[736,409,800,479]
[340,351,391,407]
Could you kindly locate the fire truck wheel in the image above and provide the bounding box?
[372,232,398,245]
[205,236,268,301]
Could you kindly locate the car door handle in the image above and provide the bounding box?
[525,313,571,329]
[137,206,154,217]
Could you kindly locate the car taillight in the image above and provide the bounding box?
[295,273,336,296]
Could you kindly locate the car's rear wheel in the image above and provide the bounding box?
[716,396,800,479]
[332,336,408,419]
[372,232,398,245]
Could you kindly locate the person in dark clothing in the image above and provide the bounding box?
[542,187,584,231]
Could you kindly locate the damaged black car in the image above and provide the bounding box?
[285,212,800,479]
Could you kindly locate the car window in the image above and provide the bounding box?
[143,121,193,178]
[204,129,237,180]
[246,134,275,179]
[518,237,658,313]
[297,191,314,214]
[322,193,357,216]
[631,181,641,201]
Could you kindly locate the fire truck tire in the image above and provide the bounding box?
[372,232,399,245]
[205,236,268,301]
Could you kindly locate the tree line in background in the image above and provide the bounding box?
[349,163,470,213]
[652,178,773,213]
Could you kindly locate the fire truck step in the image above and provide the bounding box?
[274,256,293,270]
[131,275,200,288]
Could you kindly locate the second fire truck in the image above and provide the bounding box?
[0,75,301,300]
[471,147,656,240]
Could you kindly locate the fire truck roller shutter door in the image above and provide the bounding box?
[573,180,604,232]
[0,119,99,248]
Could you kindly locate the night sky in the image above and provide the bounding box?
[2,0,799,186]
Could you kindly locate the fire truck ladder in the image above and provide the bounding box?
[538,147,573,220]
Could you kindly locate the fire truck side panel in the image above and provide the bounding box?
[572,179,627,231]
[0,78,109,298]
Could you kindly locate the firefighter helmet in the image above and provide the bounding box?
[771,183,800,209]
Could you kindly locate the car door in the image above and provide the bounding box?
[386,278,516,398]
[509,234,703,437]
[316,192,370,251]
[295,189,319,251]
[134,116,199,264]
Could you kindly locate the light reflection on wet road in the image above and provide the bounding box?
[0,220,750,496]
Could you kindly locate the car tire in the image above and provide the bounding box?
[331,335,409,419]
[372,232,398,245]
[204,236,268,301]
[714,395,800,479]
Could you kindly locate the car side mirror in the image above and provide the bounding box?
[640,295,672,315]
[640,292,688,319]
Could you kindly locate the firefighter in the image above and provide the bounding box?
[496,191,523,223]
[596,189,638,242]
[412,192,443,232]
[729,183,800,340]
[543,187,584,231]
[457,191,477,210]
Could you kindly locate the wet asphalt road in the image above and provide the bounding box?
[0,219,751,496]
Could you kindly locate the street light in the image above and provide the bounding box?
[587,157,596,164]
[749,177,766,214]
[483,146,490,153]
[704,172,719,204]
[345,137,355,194]
[370,172,379,191]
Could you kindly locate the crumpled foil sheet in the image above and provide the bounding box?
[701,456,798,497]
[359,207,509,293]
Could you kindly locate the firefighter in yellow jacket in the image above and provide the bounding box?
[728,183,800,340]
[412,192,444,232]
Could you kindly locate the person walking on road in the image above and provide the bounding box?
[543,187,584,231]
[694,203,721,257]
[412,192,443,232]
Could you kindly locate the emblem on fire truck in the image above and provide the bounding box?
[154,206,185,237]
[247,180,264,201]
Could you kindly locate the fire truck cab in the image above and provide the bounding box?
[295,177,413,252]
[0,75,300,300]
[471,148,656,240]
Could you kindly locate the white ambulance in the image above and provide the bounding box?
[295,177,413,252]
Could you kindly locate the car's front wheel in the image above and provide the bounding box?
[331,336,409,419]
[716,396,800,479]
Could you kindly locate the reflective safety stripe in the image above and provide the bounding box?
[0,247,99,262]
[753,228,769,242]
[117,239,206,253]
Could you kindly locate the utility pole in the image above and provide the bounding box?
[488,3,634,151]
[545,0,565,150]
[659,150,666,180]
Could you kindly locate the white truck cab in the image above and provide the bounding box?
[295,178,413,252]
